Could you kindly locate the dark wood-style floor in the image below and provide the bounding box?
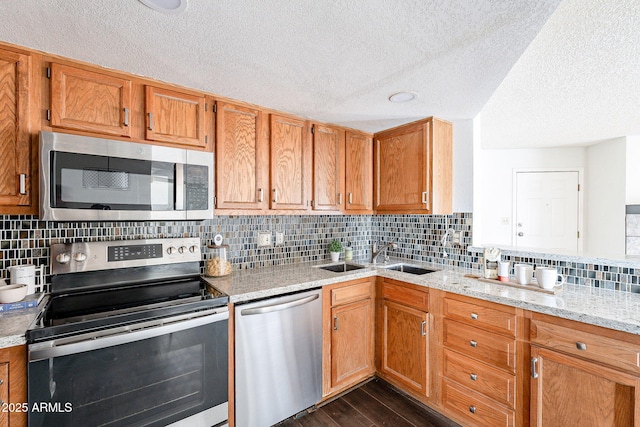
[277,379,461,427]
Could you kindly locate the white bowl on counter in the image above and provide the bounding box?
[0,284,28,303]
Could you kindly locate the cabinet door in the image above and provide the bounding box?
[270,114,310,210]
[215,101,267,209]
[0,362,7,427]
[345,130,372,212]
[374,121,429,212]
[331,299,374,390]
[145,86,206,148]
[312,124,344,211]
[531,346,640,427]
[0,49,30,208]
[50,63,131,137]
[379,299,429,396]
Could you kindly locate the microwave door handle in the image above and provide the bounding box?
[175,163,185,211]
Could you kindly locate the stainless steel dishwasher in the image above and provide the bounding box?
[235,288,322,427]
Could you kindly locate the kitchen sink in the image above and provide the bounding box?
[383,264,437,275]
[318,263,365,273]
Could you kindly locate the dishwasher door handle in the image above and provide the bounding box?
[241,293,319,316]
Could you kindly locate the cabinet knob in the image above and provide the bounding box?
[470,373,477,381]
[470,340,477,348]
[469,406,476,414]
[470,313,478,320]
[576,342,587,351]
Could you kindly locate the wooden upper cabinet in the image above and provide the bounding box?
[145,86,206,148]
[0,49,31,209]
[311,124,344,211]
[374,117,452,214]
[270,114,310,210]
[50,63,132,137]
[215,101,267,209]
[345,130,373,212]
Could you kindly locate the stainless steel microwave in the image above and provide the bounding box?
[40,131,213,221]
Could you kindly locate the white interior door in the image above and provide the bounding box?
[515,171,579,251]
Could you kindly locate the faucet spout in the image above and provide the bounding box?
[371,241,397,263]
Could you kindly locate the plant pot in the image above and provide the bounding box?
[330,252,340,262]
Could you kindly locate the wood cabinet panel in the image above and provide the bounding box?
[331,299,374,388]
[145,86,206,147]
[0,345,27,427]
[50,63,131,137]
[443,319,516,373]
[345,130,372,212]
[443,349,516,408]
[442,380,515,427]
[530,346,640,427]
[330,281,372,306]
[531,318,640,375]
[0,362,7,427]
[379,299,429,396]
[0,49,30,208]
[312,124,344,211]
[444,297,516,337]
[270,114,309,210]
[215,101,267,209]
[380,279,428,311]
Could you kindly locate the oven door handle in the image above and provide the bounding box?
[29,308,228,362]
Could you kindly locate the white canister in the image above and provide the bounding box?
[9,264,44,295]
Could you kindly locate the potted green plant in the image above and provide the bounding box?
[328,240,342,262]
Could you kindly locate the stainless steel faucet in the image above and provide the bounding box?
[371,241,397,263]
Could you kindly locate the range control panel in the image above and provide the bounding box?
[51,238,201,274]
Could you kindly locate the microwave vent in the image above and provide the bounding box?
[83,169,130,190]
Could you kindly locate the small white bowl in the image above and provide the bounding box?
[0,284,28,304]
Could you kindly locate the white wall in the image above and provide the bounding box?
[585,137,627,258]
[452,119,474,212]
[626,136,640,204]
[475,145,586,247]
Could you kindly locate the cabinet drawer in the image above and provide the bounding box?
[443,319,516,373]
[331,281,372,306]
[443,349,515,408]
[444,297,515,337]
[442,380,515,427]
[381,281,428,311]
[531,319,640,374]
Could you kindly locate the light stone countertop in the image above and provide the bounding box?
[204,257,640,335]
[0,308,40,349]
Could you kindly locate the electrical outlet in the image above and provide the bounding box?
[275,231,284,245]
[452,231,462,245]
[257,232,272,247]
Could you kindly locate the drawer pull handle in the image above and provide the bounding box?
[258,188,264,203]
[470,373,477,381]
[576,342,587,351]
[123,107,129,126]
[470,313,478,320]
[338,193,343,205]
[470,340,477,348]
[531,357,539,379]
[420,321,427,336]
[333,316,339,331]
[469,406,476,414]
[19,173,27,195]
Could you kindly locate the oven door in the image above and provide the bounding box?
[40,131,213,221]
[28,308,228,427]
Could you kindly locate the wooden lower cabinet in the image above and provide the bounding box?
[322,278,375,397]
[0,345,27,427]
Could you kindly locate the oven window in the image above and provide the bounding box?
[28,319,228,427]
[51,152,176,211]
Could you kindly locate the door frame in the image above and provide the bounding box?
[511,168,584,252]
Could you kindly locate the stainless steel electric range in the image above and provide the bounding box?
[26,238,229,427]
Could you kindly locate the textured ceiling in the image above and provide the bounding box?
[0,0,560,133]
[481,0,640,148]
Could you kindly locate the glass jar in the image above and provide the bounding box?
[205,244,232,277]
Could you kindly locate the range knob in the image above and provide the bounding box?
[56,252,71,264]
[73,252,87,262]
[189,245,199,253]
[166,246,178,255]
[178,246,188,254]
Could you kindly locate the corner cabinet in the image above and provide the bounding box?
[345,130,373,212]
[374,117,452,214]
[0,345,27,427]
[530,314,640,426]
[322,278,375,398]
[50,63,132,137]
[376,278,430,397]
[215,101,268,209]
[270,114,310,211]
[311,124,345,212]
[0,48,32,211]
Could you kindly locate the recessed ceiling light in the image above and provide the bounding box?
[388,92,417,103]
[138,0,187,14]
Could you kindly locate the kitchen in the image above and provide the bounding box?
[1,0,640,426]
